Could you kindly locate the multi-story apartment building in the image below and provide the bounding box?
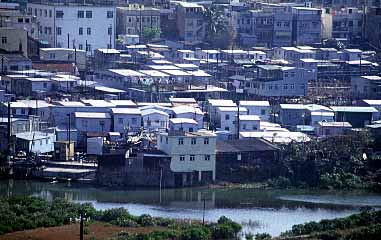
[322,8,363,43]
[0,3,38,39]
[27,1,116,53]
[292,7,322,45]
[247,65,311,97]
[157,130,217,185]
[366,7,381,50]
[116,5,160,36]
[175,2,205,45]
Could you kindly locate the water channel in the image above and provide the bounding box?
[1,180,381,236]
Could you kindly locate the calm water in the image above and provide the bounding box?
[1,180,381,236]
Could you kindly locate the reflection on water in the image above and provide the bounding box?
[1,180,381,236]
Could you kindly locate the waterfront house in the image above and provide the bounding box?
[239,115,261,132]
[15,131,55,154]
[216,106,247,133]
[216,138,281,182]
[74,112,112,137]
[157,130,217,186]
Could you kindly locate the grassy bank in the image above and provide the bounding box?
[0,196,242,240]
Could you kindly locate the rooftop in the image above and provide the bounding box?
[170,118,197,124]
[81,99,116,108]
[108,69,145,77]
[111,108,141,115]
[239,101,270,107]
[239,115,261,121]
[330,106,378,113]
[317,121,352,127]
[208,99,236,107]
[216,138,279,153]
[74,112,110,119]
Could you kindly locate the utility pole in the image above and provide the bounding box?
[79,210,84,240]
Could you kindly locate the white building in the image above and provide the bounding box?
[74,112,111,133]
[217,106,247,133]
[239,115,261,132]
[27,2,116,52]
[239,101,271,121]
[172,105,203,129]
[207,99,236,125]
[111,108,142,134]
[169,118,199,132]
[157,130,217,183]
[141,108,169,131]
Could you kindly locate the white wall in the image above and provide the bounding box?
[113,113,141,133]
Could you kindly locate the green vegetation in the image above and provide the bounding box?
[142,27,161,43]
[0,196,242,240]
[203,6,236,49]
[279,209,381,240]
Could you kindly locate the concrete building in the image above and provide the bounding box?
[116,5,160,36]
[0,27,28,57]
[175,2,205,45]
[322,8,363,43]
[172,105,203,129]
[351,76,381,99]
[365,8,381,50]
[12,77,52,97]
[292,7,322,45]
[27,2,116,52]
[0,3,38,39]
[39,48,87,71]
[247,65,310,97]
[157,130,217,185]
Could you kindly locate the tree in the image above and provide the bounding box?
[142,27,161,43]
[203,6,236,49]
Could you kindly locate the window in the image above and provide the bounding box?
[118,118,123,124]
[44,9,47,17]
[21,109,25,114]
[132,118,137,124]
[225,114,230,120]
[261,109,266,115]
[86,11,92,18]
[87,27,91,35]
[49,53,55,59]
[56,27,62,35]
[205,155,210,161]
[18,18,23,23]
[225,127,230,131]
[108,27,112,35]
[165,137,168,144]
[78,10,84,18]
[128,17,132,23]
[79,27,83,35]
[46,139,49,144]
[191,138,196,145]
[1,37,7,44]
[78,44,83,50]
[86,44,91,52]
[242,124,246,130]
[107,11,113,18]
[190,155,195,161]
[180,155,185,161]
[56,10,64,18]
[237,154,242,161]
[284,84,288,90]
[49,10,52,17]
[178,138,184,145]
[290,84,295,89]
[43,83,47,88]
[204,138,209,144]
